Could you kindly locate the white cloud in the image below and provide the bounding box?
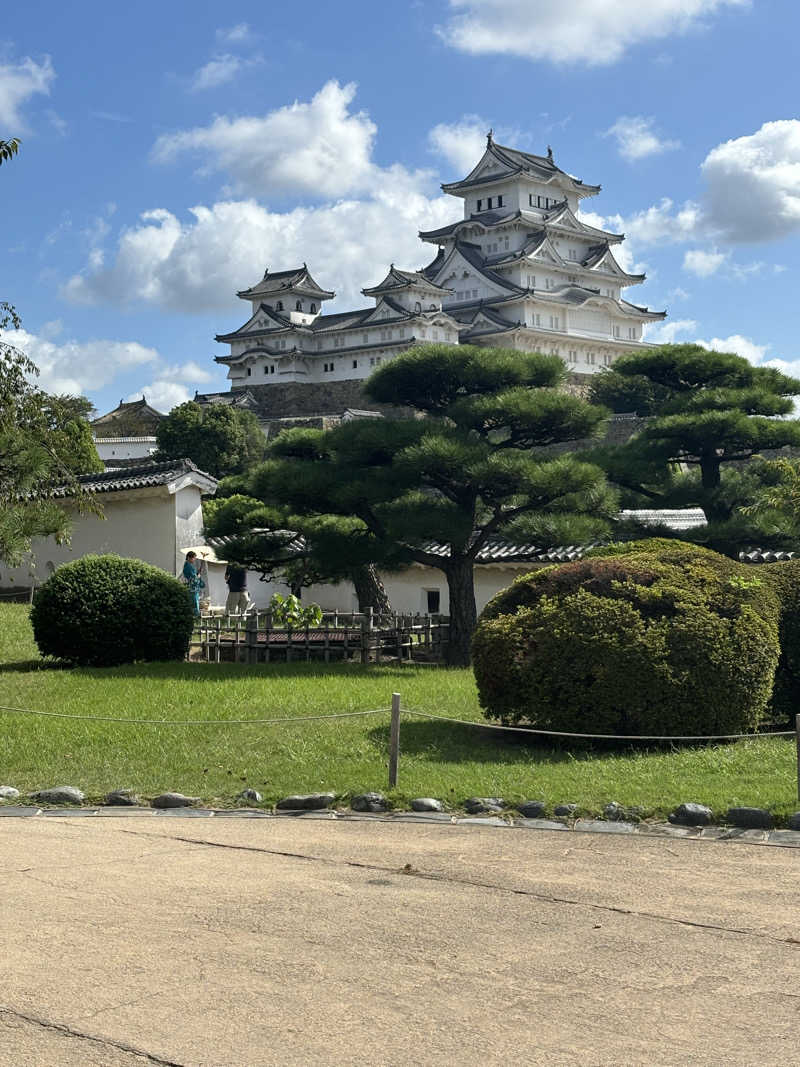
[428,118,488,174]
[190,55,248,92]
[644,321,772,365]
[0,54,55,130]
[62,188,454,313]
[696,333,769,362]
[604,116,680,161]
[701,119,800,242]
[437,0,750,66]
[45,109,68,137]
[128,362,215,413]
[683,248,728,276]
[152,80,388,199]
[216,23,251,44]
[643,319,698,344]
[1,327,159,395]
[67,85,457,312]
[613,198,702,246]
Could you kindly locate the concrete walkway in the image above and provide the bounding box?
[1,817,798,1066]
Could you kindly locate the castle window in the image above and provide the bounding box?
[270,365,275,374]
[362,332,369,343]
[276,301,283,311]
[296,300,302,311]
[497,195,503,207]
[628,327,636,339]
[310,303,317,313]
[568,248,577,260]
[537,195,543,208]
[549,315,560,330]
[477,199,483,211]
[472,289,478,299]
[587,353,596,365]
[487,197,493,209]
[603,354,613,365]
[352,360,358,369]
[246,367,251,376]
[612,325,621,338]
[415,301,421,313]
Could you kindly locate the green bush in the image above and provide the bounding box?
[31,555,194,666]
[760,560,800,723]
[473,545,780,737]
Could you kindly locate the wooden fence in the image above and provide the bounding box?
[191,609,450,665]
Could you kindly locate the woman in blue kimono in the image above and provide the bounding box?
[182,551,205,616]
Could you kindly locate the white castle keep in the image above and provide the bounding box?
[202,134,666,426]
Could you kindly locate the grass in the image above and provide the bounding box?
[1,603,798,820]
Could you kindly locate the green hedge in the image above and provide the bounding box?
[473,542,780,736]
[760,559,800,723]
[31,555,194,667]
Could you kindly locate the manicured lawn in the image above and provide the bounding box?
[1,603,797,819]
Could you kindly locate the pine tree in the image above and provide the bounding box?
[238,345,613,666]
[588,344,800,553]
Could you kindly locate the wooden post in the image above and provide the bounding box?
[28,581,35,605]
[796,713,800,803]
[361,609,373,665]
[389,692,401,788]
[246,612,258,665]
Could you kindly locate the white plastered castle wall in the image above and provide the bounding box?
[93,437,158,462]
[1,486,184,587]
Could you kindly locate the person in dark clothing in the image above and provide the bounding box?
[224,563,251,615]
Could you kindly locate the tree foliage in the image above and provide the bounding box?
[230,345,614,664]
[0,138,20,166]
[203,488,396,610]
[155,401,266,477]
[588,344,800,553]
[0,306,103,567]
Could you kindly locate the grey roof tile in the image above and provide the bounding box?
[55,458,217,497]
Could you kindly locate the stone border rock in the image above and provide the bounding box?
[0,789,790,837]
[0,805,799,847]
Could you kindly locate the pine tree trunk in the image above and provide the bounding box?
[444,557,478,668]
[349,563,392,614]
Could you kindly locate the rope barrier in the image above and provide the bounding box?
[0,704,389,726]
[400,707,795,742]
[0,699,793,742]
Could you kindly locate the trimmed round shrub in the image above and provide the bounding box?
[760,559,800,723]
[473,545,780,737]
[31,554,194,666]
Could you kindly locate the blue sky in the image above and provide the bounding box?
[2,0,799,414]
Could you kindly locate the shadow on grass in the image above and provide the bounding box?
[368,719,581,766]
[367,718,750,766]
[0,656,433,682]
[72,660,440,684]
[0,658,70,673]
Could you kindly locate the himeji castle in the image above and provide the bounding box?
[199,134,666,432]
